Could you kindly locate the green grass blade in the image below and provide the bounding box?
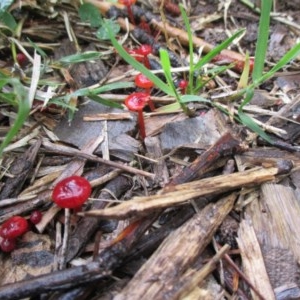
[252,0,272,81]
[193,29,245,71]
[180,94,210,103]
[179,4,194,92]
[104,21,175,96]
[254,42,300,85]
[87,95,123,109]
[238,89,272,143]
[0,79,30,156]
[160,49,189,113]
[59,52,103,64]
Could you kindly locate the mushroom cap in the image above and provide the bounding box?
[0,216,28,239]
[178,79,189,89]
[125,92,150,111]
[52,176,91,209]
[118,0,137,5]
[136,44,152,56]
[135,73,154,89]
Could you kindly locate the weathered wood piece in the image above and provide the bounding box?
[246,183,300,296]
[237,219,275,300]
[81,162,292,219]
[0,140,41,200]
[42,138,154,178]
[166,132,246,186]
[113,193,236,300]
[145,136,169,187]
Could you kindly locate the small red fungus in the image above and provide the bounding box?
[30,210,43,224]
[178,79,189,94]
[16,53,27,66]
[125,92,150,139]
[135,73,155,110]
[0,216,29,239]
[127,48,144,63]
[0,238,16,253]
[136,44,152,69]
[52,176,92,209]
[118,0,136,25]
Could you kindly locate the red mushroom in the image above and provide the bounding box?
[125,92,150,139]
[178,79,189,95]
[0,238,16,253]
[136,44,153,69]
[0,216,29,239]
[52,176,92,209]
[30,210,43,225]
[118,0,137,25]
[135,73,155,111]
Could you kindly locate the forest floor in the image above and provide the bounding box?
[0,0,300,299]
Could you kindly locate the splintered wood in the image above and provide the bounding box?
[237,220,275,300]
[113,193,236,300]
[81,165,290,219]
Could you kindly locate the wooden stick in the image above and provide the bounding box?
[41,139,155,179]
[80,162,292,219]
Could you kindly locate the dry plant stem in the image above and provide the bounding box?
[85,0,246,65]
[41,139,154,178]
[81,159,293,219]
[58,208,71,270]
[222,249,267,300]
[113,193,236,300]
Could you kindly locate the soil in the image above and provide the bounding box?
[0,1,300,299]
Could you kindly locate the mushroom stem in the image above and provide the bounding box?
[137,109,146,139]
[147,96,155,111]
[126,5,135,25]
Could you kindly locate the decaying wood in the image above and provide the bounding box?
[237,219,275,300]
[113,193,236,300]
[145,136,169,187]
[0,139,41,200]
[245,182,300,295]
[81,162,292,219]
[167,132,246,186]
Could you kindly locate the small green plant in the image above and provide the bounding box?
[0,73,30,156]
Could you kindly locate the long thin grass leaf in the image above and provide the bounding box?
[87,95,123,109]
[252,0,272,81]
[255,42,300,85]
[179,4,194,92]
[0,79,30,156]
[105,22,175,96]
[193,29,245,71]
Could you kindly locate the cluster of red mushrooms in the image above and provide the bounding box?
[124,43,189,139]
[0,176,91,253]
[0,1,192,254]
